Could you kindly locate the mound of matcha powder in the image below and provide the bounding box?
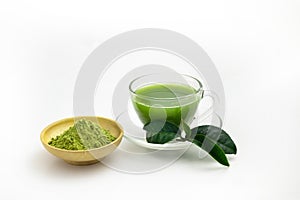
[48,119,116,150]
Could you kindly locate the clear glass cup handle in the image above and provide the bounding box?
[192,90,223,127]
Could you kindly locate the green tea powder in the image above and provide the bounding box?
[48,119,116,150]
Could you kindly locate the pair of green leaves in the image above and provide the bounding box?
[143,121,237,166]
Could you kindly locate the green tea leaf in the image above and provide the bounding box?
[143,122,236,167]
[192,135,229,166]
[191,125,237,154]
[143,120,180,144]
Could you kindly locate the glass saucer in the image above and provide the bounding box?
[115,108,222,150]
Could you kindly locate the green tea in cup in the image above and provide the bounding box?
[130,74,203,126]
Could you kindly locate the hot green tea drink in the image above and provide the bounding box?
[132,83,201,126]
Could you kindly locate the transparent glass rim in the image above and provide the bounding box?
[129,74,203,100]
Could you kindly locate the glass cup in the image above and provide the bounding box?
[129,74,203,126]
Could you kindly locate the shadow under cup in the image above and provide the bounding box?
[129,74,203,126]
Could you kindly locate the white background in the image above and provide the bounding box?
[1,0,300,199]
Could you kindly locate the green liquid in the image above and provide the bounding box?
[132,83,201,126]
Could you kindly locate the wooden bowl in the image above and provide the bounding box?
[40,116,123,165]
